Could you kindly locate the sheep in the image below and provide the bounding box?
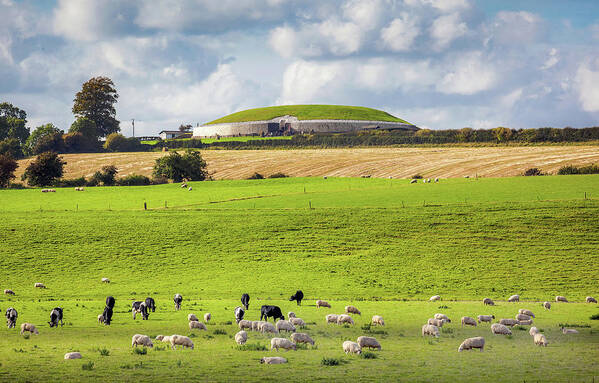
[483,298,495,306]
[516,313,531,322]
[97,314,104,324]
[508,294,520,302]
[518,319,534,326]
[238,320,252,331]
[170,334,194,350]
[427,178,432,183]
[518,309,535,318]
[20,323,39,335]
[290,317,305,327]
[357,336,381,350]
[288,312,296,318]
[529,327,540,336]
[422,324,440,338]
[429,295,441,301]
[64,352,82,359]
[291,332,314,346]
[189,321,207,330]
[337,315,354,325]
[372,315,385,326]
[270,337,296,351]
[499,318,519,327]
[260,356,287,364]
[543,301,551,310]
[477,315,495,324]
[562,327,579,334]
[34,282,46,289]
[458,337,485,352]
[423,179,428,183]
[131,334,153,348]
[410,179,417,184]
[253,321,266,331]
[316,300,331,308]
[155,335,171,343]
[180,183,187,188]
[555,296,568,303]
[343,341,362,355]
[204,313,211,322]
[533,333,548,347]
[434,313,451,323]
[235,330,248,345]
[4,289,15,295]
[261,322,278,334]
[188,314,199,322]
[434,177,439,182]
[188,187,192,191]
[41,189,56,192]
[275,320,296,333]
[326,314,339,324]
[74,187,84,191]
[345,305,361,315]
[491,323,512,335]
[101,277,110,283]
[427,318,444,327]
[461,316,477,327]
[586,296,597,304]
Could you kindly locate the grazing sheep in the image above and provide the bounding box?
[4,289,15,295]
[238,320,252,330]
[260,356,287,364]
[343,341,362,355]
[41,189,56,192]
[491,323,512,335]
[290,317,305,327]
[270,337,296,351]
[252,321,265,331]
[422,324,440,338]
[477,315,495,324]
[529,327,540,336]
[518,319,534,326]
[181,183,187,188]
[435,178,439,182]
[429,295,441,301]
[357,336,381,350]
[516,313,531,322]
[34,282,46,289]
[518,309,535,318]
[326,314,339,324]
[337,315,354,325]
[261,322,278,334]
[533,333,548,347]
[372,315,385,326]
[458,337,485,352]
[586,296,597,304]
[97,314,103,324]
[155,335,171,343]
[170,334,194,350]
[508,294,520,302]
[562,327,579,334]
[483,298,495,306]
[188,314,198,322]
[74,187,84,191]
[288,312,296,318]
[131,334,153,348]
[423,179,428,183]
[543,301,551,310]
[345,305,361,315]
[410,179,417,184]
[204,313,211,322]
[434,313,451,323]
[427,318,445,327]
[64,352,82,359]
[188,187,192,191]
[461,316,477,327]
[555,296,568,303]
[20,323,38,335]
[275,320,296,333]
[101,278,110,283]
[189,321,207,330]
[235,330,248,345]
[499,318,519,327]
[316,300,331,308]
[291,333,315,346]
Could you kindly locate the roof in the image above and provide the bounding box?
[159,130,184,134]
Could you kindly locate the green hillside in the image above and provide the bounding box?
[206,105,412,125]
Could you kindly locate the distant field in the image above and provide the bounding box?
[140,136,293,145]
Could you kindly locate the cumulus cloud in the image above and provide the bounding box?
[540,48,559,70]
[489,11,544,45]
[437,52,497,95]
[380,14,420,52]
[430,13,467,51]
[575,59,599,112]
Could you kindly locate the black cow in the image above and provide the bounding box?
[5,307,17,328]
[241,293,250,310]
[289,290,304,306]
[48,307,64,327]
[106,296,115,309]
[145,297,156,312]
[102,306,113,325]
[260,305,284,322]
[132,301,149,320]
[174,294,183,311]
[234,306,245,323]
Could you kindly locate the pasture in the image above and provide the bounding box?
[0,175,598,381]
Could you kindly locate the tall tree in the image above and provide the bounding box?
[72,77,120,137]
[0,102,29,145]
[21,151,66,187]
[0,153,18,188]
[24,124,64,156]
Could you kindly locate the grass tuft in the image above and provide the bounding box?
[360,351,378,359]
[321,357,347,366]
[132,347,147,355]
[81,361,94,371]
[235,343,268,351]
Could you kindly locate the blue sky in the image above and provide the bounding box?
[1,0,598,135]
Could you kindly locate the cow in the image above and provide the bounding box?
[106,296,115,309]
[145,297,156,312]
[241,293,250,310]
[289,290,304,306]
[6,307,17,328]
[132,301,149,320]
[101,305,113,325]
[174,294,183,311]
[260,305,284,322]
[48,307,64,327]
[234,306,245,323]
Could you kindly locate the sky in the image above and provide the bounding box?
[1,0,598,136]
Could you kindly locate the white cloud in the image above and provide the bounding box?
[380,14,420,52]
[575,59,599,112]
[437,52,496,95]
[540,48,559,70]
[490,11,544,45]
[500,88,523,108]
[404,0,470,12]
[342,0,386,30]
[269,26,300,59]
[280,60,346,104]
[430,12,467,50]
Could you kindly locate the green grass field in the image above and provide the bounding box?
[140,136,293,145]
[206,105,411,125]
[0,175,597,381]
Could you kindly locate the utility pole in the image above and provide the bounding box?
[131,119,135,137]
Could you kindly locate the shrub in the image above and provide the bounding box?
[117,174,150,186]
[522,167,545,176]
[21,151,65,186]
[590,314,599,320]
[268,172,289,178]
[104,133,145,152]
[557,165,579,175]
[151,175,169,185]
[247,172,264,180]
[55,177,87,187]
[81,361,94,371]
[0,153,18,188]
[557,164,599,175]
[153,150,208,182]
[360,351,378,359]
[132,347,147,355]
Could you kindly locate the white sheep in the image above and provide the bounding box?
[204,313,211,322]
[499,318,519,327]
[235,330,248,345]
[533,333,548,346]
[188,314,198,322]
[97,314,103,324]
[238,320,252,330]
[483,298,495,306]
[422,324,440,338]
[337,315,354,325]
[34,283,46,289]
[477,315,495,324]
[529,327,540,336]
[252,321,265,331]
[434,313,451,323]
[64,352,82,359]
[372,315,385,326]
[275,320,296,333]
[261,322,278,334]
[357,336,381,350]
[555,296,568,303]
[461,316,477,327]
[290,317,305,327]
[458,337,485,352]
[170,334,194,350]
[516,313,531,322]
[343,341,362,355]
[20,323,39,335]
[288,312,296,318]
[4,289,15,295]
[316,300,331,308]
[427,318,445,327]
[434,177,439,182]
[74,187,84,191]
[491,323,512,335]
[410,179,417,184]
[326,314,339,324]
[518,309,535,318]
[345,305,361,315]
[586,296,597,304]
[270,337,296,351]
[508,294,520,302]
[189,321,207,330]
[562,327,579,334]
[291,332,314,345]
[155,335,171,343]
[429,295,441,301]
[260,356,287,364]
[543,301,551,310]
[131,334,153,348]
[101,278,110,283]
[518,319,534,326]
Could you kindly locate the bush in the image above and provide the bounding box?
[151,175,169,185]
[55,177,87,187]
[21,151,65,187]
[0,153,18,188]
[89,165,118,186]
[268,172,289,178]
[557,164,599,175]
[557,165,580,175]
[104,133,146,152]
[590,314,599,320]
[153,150,208,182]
[117,174,150,186]
[247,172,264,180]
[523,167,545,176]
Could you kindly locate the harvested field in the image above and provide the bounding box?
[14,146,599,181]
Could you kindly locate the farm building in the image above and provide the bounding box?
[159,130,187,140]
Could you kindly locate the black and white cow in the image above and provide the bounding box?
[5,307,17,328]
[289,290,304,306]
[48,307,64,327]
[102,305,113,325]
[174,294,183,311]
[241,293,250,310]
[234,306,245,323]
[145,297,156,312]
[260,305,284,322]
[132,301,149,320]
[106,296,115,309]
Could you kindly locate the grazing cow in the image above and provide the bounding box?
[234,306,245,324]
[132,301,149,320]
[241,293,250,310]
[174,294,183,310]
[101,306,113,325]
[6,307,17,328]
[145,297,156,312]
[260,305,284,322]
[289,290,304,306]
[106,296,115,309]
[48,307,64,327]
